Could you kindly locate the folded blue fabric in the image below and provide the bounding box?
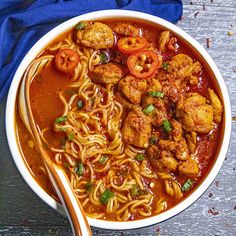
[0,0,182,101]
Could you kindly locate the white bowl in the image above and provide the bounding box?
[6,10,231,230]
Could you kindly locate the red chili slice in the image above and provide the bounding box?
[118,37,147,55]
[55,49,79,74]
[127,50,162,79]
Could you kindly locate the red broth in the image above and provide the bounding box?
[16,19,223,221]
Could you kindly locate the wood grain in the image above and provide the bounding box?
[0,0,236,235]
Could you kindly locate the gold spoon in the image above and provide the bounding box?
[18,56,92,236]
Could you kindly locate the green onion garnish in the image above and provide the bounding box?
[181,179,193,192]
[149,91,164,98]
[135,154,145,162]
[130,184,148,197]
[77,100,84,108]
[149,136,157,145]
[162,62,169,70]
[163,119,172,132]
[55,116,67,124]
[63,162,70,169]
[85,181,94,192]
[68,132,74,141]
[143,104,155,115]
[75,21,86,30]
[99,155,109,164]
[100,52,108,64]
[99,189,114,204]
[131,184,139,197]
[74,162,84,176]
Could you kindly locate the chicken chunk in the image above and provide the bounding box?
[169,119,183,142]
[118,75,147,105]
[75,22,114,49]
[159,125,189,161]
[146,77,162,92]
[159,150,178,173]
[146,145,178,173]
[113,23,139,37]
[208,88,223,124]
[142,96,168,127]
[91,63,124,85]
[158,140,176,152]
[146,146,178,173]
[175,139,189,160]
[162,80,184,103]
[168,54,202,83]
[178,158,200,177]
[158,31,171,53]
[122,107,151,148]
[177,93,214,133]
[186,131,197,154]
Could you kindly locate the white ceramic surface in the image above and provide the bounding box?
[5,10,231,230]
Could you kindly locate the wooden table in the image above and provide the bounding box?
[0,0,235,235]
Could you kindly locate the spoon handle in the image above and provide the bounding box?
[46,162,92,236]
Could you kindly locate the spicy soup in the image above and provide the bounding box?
[16,19,223,221]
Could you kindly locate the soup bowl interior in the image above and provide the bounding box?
[5,10,231,230]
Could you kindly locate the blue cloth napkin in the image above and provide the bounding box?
[0,0,182,101]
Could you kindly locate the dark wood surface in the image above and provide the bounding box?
[0,0,236,235]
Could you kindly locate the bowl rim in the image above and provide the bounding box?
[5,9,232,230]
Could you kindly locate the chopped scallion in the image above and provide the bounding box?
[131,184,148,197]
[131,184,139,197]
[181,179,193,192]
[100,52,108,64]
[55,116,67,124]
[75,21,86,30]
[85,181,94,192]
[74,162,84,176]
[162,62,169,70]
[68,132,74,141]
[99,189,114,204]
[64,162,70,169]
[143,104,155,115]
[163,119,172,132]
[99,155,109,164]
[135,154,145,162]
[77,100,84,108]
[149,91,164,98]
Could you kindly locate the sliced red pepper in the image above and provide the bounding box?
[127,50,162,79]
[118,37,147,55]
[55,49,79,74]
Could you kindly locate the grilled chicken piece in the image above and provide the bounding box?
[186,131,197,154]
[146,77,162,92]
[178,158,200,178]
[146,146,178,173]
[76,22,114,49]
[177,93,214,133]
[208,88,223,124]
[118,75,147,105]
[158,31,171,53]
[113,23,139,37]
[91,63,124,85]
[141,96,168,127]
[168,54,202,84]
[122,107,151,148]
[159,150,178,173]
